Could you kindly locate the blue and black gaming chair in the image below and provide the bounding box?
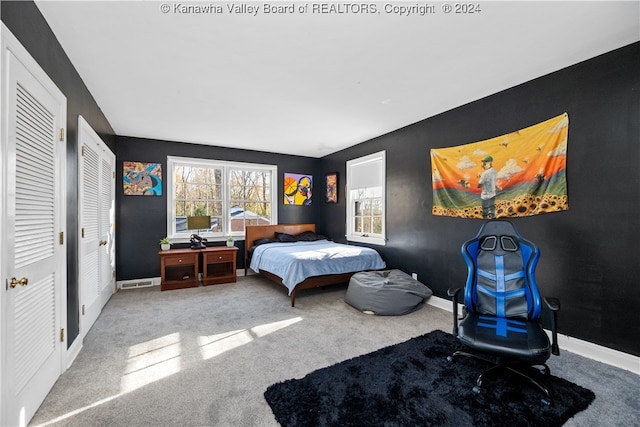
[448,220,560,405]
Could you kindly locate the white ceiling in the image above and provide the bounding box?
[35,1,639,158]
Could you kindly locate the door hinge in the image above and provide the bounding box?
[113,171,116,179]
[59,128,65,141]
[81,145,85,156]
[60,328,65,342]
[59,231,64,245]
[82,304,85,315]
[81,228,85,238]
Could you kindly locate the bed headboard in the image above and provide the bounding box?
[244,223,316,271]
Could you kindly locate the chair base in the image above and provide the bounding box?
[448,350,553,406]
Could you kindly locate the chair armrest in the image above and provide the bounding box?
[543,296,561,356]
[543,297,560,311]
[447,287,461,336]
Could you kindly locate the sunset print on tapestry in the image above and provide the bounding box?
[431,113,568,219]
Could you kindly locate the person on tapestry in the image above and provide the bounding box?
[478,155,499,219]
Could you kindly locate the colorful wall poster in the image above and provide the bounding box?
[123,162,163,196]
[431,113,568,219]
[284,173,312,205]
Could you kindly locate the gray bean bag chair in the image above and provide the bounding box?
[345,269,433,315]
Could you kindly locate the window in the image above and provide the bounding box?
[346,151,386,245]
[167,156,277,240]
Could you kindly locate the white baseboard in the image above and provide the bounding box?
[117,272,247,289]
[428,295,640,375]
[428,294,464,313]
[65,334,83,371]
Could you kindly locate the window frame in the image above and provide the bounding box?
[346,150,386,246]
[167,156,277,242]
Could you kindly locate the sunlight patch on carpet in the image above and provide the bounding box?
[121,332,182,393]
[199,316,303,359]
[31,394,122,427]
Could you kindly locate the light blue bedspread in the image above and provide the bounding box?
[249,240,386,295]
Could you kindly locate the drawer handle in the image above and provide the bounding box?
[218,256,223,260]
[178,259,182,263]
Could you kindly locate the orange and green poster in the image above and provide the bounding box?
[431,113,568,219]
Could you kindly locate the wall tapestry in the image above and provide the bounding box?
[431,113,568,219]
[123,162,163,196]
[284,173,312,205]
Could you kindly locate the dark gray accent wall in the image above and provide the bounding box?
[2,1,117,347]
[319,42,640,357]
[115,137,319,280]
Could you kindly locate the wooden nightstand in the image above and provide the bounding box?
[159,248,199,291]
[201,246,238,286]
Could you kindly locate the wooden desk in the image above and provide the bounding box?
[201,246,238,286]
[159,248,199,291]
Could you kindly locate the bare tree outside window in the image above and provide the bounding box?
[229,168,272,232]
[346,151,386,245]
[352,188,383,235]
[168,157,276,238]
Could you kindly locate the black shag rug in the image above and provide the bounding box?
[264,330,595,427]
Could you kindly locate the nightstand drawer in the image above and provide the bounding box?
[201,247,238,286]
[159,248,199,291]
[206,252,234,263]
[164,255,196,266]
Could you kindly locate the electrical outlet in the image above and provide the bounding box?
[412,273,418,280]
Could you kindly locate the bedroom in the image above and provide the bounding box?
[0,1,638,425]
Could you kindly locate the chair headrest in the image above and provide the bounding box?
[479,235,519,255]
[476,220,521,239]
[475,221,522,255]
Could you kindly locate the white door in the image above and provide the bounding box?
[1,25,67,426]
[78,116,115,337]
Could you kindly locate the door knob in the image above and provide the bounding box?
[9,277,28,288]
[99,240,107,246]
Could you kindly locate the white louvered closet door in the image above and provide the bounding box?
[2,25,67,427]
[78,116,115,337]
[99,151,115,302]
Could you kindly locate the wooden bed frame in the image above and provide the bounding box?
[244,224,354,307]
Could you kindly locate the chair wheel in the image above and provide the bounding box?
[541,398,551,406]
[446,356,453,362]
[472,386,481,394]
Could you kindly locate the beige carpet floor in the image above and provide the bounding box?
[29,274,638,426]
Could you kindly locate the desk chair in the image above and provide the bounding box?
[448,220,560,405]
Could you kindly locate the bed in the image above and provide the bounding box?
[245,224,386,306]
